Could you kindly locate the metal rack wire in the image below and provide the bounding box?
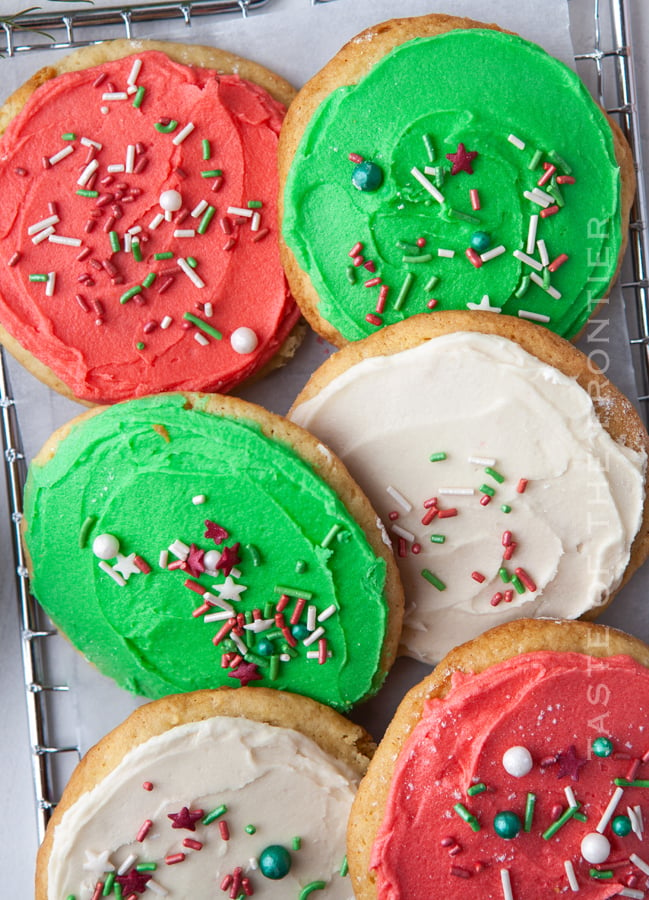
[0,0,647,845]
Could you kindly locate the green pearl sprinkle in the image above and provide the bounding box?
[592,736,614,758]
[493,811,522,840]
[259,845,292,879]
[245,824,257,834]
[421,569,446,591]
[136,341,145,350]
[501,504,512,514]
[612,815,632,836]
[133,85,146,108]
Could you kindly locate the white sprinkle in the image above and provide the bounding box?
[251,211,261,232]
[518,309,551,323]
[630,854,649,877]
[32,226,55,245]
[307,650,332,659]
[634,804,644,836]
[303,626,325,647]
[410,166,445,203]
[45,272,56,297]
[243,618,274,633]
[596,786,624,833]
[77,158,99,187]
[168,539,190,560]
[125,144,136,174]
[80,137,102,149]
[619,889,645,899]
[158,550,168,569]
[48,235,82,247]
[438,248,455,258]
[144,879,168,897]
[100,107,109,115]
[191,200,208,218]
[564,786,578,808]
[307,605,317,631]
[117,854,137,876]
[500,868,514,900]
[160,315,173,329]
[438,487,474,496]
[98,560,126,586]
[128,225,142,235]
[48,145,74,165]
[27,214,59,236]
[466,294,502,313]
[172,122,195,145]
[227,206,253,218]
[533,186,555,205]
[148,213,164,231]
[177,257,205,288]
[508,134,526,150]
[523,190,550,208]
[318,604,337,622]
[563,860,579,892]
[192,494,206,505]
[102,91,128,101]
[127,84,138,96]
[392,524,416,542]
[537,239,550,267]
[480,244,506,262]
[513,249,543,272]
[203,302,213,317]
[231,632,247,656]
[124,233,132,254]
[628,805,644,839]
[174,229,195,238]
[204,610,234,624]
[164,210,173,222]
[526,214,539,254]
[468,456,496,466]
[529,271,562,299]
[194,332,209,346]
[127,57,142,86]
[203,592,234,614]
[107,164,125,173]
[386,485,412,512]
[248,858,258,871]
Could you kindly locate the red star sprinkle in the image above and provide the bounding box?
[204,520,229,545]
[168,806,204,831]
[216,542,241,577]
[115,869,152,894]
[228,661,263,687]
[446,142,478,176]
[555,745,588,782]
[185,544,206,578]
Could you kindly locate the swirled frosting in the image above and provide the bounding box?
[48,715,357,900]
[23,394,390,708]
[0,50,298,403]
[290,332,646,663]
[371,651,649,899]
[282,28,623,340]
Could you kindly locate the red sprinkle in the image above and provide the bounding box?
[133,555,151,574]
[91,882,104,900]
[502,542,516,561]
[504,589,514,603]
[470,188,481,210]
[352,255,365,267]
[451,866,473,879]
[366,313,382,326]
[184,578,205,595]
[515,567,537,592]
[490,592,503,607]
[276,593,290,613]
[427,298,438,309]
[212,618,235,646]
[142,781,154,791]
[537,164,557,186]
[416,237,427,248]
[423,497,438,508]
[192,602,212,618]
[479,495,491,506]
[626,759,641,780]
[398,537,408,558]
[376,284,389,313]
[318,637,328,665]
[540,205,560,218]
[438,508,458,519]
[348,153,364,163]
[348,242,363,258]
[364,260,376,273]
[290,597,306,625]
[364,276,382,288]
[165,853,185,865]
[471,571,486,583]
[219,820,230,841]
[548,253,569,273]
[502,531,513,547]
[183,838,203,850]
[412,543,422,555]
[516,478,528,494]
[389,511,399,521]
[136,819,153,842]
[466,248,483,268]
[7,252,21,267]
[557,175,576,184]
[252,228,269,243]
[421,508,438,525]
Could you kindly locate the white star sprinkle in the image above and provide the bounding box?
[213,575,248,602]
[82,848,114,878]
[466,294,502,313]
[112,552,140,580]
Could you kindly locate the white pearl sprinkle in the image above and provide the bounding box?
[92,533,120,560]
[502,746,534,778]
[230,326,259,354]
[159,189,182,212]
[581,832,610,864]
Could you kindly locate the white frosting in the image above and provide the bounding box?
[48,716,358,899]
[290,332,646,662]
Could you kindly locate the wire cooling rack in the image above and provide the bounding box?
[0,0,647,845]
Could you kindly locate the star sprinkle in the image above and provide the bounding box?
[168,806,204,831]
[228,661,263,686]
[446,142,478,176]
[214,575,248,603]
[185,544,206,578]
[112,552,140,580]
[204,520,229,545]
[555,745,588,782]
[466,294,502,313]
[82,849,114,878]
[115,868,152,894]
[216,542,241,577]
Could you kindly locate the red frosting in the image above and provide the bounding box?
[371,651,649,898]
[0,51,299,403]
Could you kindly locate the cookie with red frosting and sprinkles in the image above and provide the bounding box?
[279,14,634,345]
[348,618,649,900]
[36,686,373,900]
[0,39,302,404]
[289,311,649,665]
[22,392,403,709]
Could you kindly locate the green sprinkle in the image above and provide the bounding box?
[186,256,198,268]
[423,133,435,162]
[425,274,440,291]
[346,265,357,284]
[202,138,211,160]
[246,543,262,566]
[547,180,565,208]
[201,168,223,178]
[247,200,263,208]
[402,253,433,264]
[109,230,121,253]
[340,856,349,877]
[467,783,487,796]
[136,341,145,350]
[113,886,123,900]
[430,534,446,544]
[515,275,530,298]
[244,651,269,668]
[322,524,342,548]
[132,239,142,262]
[120,285,142,304]
[396,240,420,252]
[198,205,216,234]
[292,836,302,851]
[574,812,588,822]
[269,654,280,680]
[542,803,580,840]
[62,132,76,141]
[394,272,414,311]
[102,871,115,894]
[480,484,495,497]
[154,119,178,133]
[76,189,99,197]
[133,85,145,108]
[245,824,256,834]
[79,514,96,548]
[154,251,174,260]
[499,567,511,583]
[142,272,157,288]
[448,208,480,224]
[29,273,48,282]
[548,150,572,174]
[421,569,446,591]
[528,149,543,170]
[542,267,551,289]
[614,778,649,788]
[524,792,536,832]
[66,895,76,900]
[183,311,223,340]
[299,882,327,899]
[203,803,228,825]
[511,574,526,594]
[136,863,157,872]
[501,504,512,514]
[429,451,447,462]
[264,601,275,618]
[484,467,504,483]
[274,585,313,600]
[589,869,613,880]
[453,802,481,832]
[295,559,308,573]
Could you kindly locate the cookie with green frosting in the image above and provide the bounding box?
[279,14,634,344]
[22,393,403,710]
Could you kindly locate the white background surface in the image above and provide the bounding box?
[1,0,649,895]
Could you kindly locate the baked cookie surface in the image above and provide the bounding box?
[0,40,301,404]
[279,15,634,345]
[22,392,403,709]
[289,312,649,663]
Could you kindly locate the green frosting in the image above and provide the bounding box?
[23,395,390,710]
[282,28,623,340]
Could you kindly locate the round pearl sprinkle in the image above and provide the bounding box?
[159,189,182,212]
[502,745,533,778]
[580,832,610,864]
[230,326,259,355]
[92,533,120,560]
[470,230,491,253]
[256,638,274,657]
[258,845,292,880]
[292,623,310,641]
[351,160,384,192]
[493,811,522,840]
[612,815,632,837]
[592,736,614,758]
[203,550,221,571]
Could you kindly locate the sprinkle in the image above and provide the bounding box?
[511,574,525,594]
[537,239,550,268]
[513,249,543,272]
[529,271,562,299]
[438,508,458,519]
[136,819,153,842]
[394,272,414,310]
[595,786,624,833]
[410,166,445,203]
[471,571,486,583]
[27,214,60,236]
[549,253,569,272]
[303,626,325,647]
[508,134,526,150]
[430,534,446,544]
[542,803,580,839]
[480,484,495,497]
[467,783,487,796]
[392,524,415,542]
[120,285,143,304]
[386,486,412,512]
[470,188,481,210]
[518,309,551,323]
[481,245,506,262]
[630,854,649,876]
[466,248,483,268]
[491,592,503,606]
[421,569,446,591]
[524,190,550,208]
[98,560,126,586]
[32,226,55,245]
[49,145,74,165]
[149,213,164,230]
[348,242,363,257]
[524,793,536,832]
[614,778,649,788]
[275,585,314,600]
[177,258,205,288]
[48,235,82,247]
[172,122,195,145]
[439,487,474,496]
[618,890,644,899]
[45,272,56,296]
[541,204,560,218]
[501,868,514,900]
[29,273,48,282]
[438,248,455,258]
[557,174,576,184]
[299,882,327,899]
[453,802,480,832]
[174,229,195,238]
[514,568,536,592]
[430,451,447,462]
